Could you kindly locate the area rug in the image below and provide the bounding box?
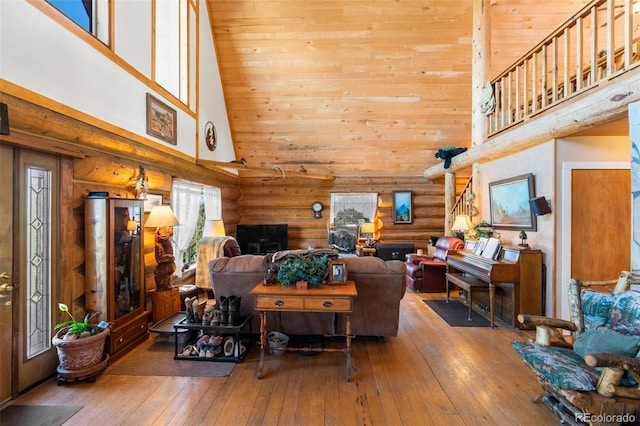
[0,404,82,426]
[105,338,235,377]
[422,299,493,327]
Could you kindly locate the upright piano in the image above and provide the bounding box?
[445,247,543,328]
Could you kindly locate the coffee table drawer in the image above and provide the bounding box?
[256,296,304,310]
[305,297,351,311]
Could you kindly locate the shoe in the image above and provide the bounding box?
[224,336,235,357]
[228,296,242,326]
[180,345,194,356]
[206,348,215,358]
[219,296,229,325]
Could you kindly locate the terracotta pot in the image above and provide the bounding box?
[52,327,110,371]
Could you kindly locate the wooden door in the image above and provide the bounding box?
[0,144,14,403]
[571,169,631,280]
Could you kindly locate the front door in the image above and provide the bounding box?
[0,144,14,403]
[0,146,60,396]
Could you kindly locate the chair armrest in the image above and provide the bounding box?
[517,314,577,331]
[406,254,432,265]
[517,314,576,348]
[585,353,640,399]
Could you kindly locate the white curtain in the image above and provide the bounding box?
[202,186,221,220]
[171,179,202,275]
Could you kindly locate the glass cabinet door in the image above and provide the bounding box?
[112,203,142,320]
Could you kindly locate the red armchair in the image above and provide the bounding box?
[405,236,464,292]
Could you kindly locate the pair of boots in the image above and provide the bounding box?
[219,295,241,326]
[185,296,206,323]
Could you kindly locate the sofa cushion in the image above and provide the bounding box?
[511,341,599,391]
[573,327,640,359]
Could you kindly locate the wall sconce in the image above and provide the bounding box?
[311,201,323,219]
[145,205,180,290]
[529,197,552,216]
[451,214,473,239]
[203,219,226,237]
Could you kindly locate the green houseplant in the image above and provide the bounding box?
[276,254,330,287]
[52,303,111,383]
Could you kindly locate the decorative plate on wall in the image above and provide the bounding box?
[205,121,217,151]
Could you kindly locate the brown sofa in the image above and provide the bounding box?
[205,250,407,337]
[405,236,464,292]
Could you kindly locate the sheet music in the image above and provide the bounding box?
[481,237,501,259]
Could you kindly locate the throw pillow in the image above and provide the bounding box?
[573,327,640,360]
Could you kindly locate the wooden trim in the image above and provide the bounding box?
[198,159,336,181]
[0,131,85,159]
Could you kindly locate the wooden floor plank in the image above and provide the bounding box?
[8,291,559,425]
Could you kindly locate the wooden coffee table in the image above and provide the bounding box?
[250,281,358,382]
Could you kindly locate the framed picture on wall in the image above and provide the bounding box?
[144,193,163,212]
[146,93,177,145]
[392,190,412,224]
[489,173,537,231]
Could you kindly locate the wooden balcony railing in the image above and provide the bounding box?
[487,0,640,136]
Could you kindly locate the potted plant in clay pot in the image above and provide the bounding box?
[52,303,111,384]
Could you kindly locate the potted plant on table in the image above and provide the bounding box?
[52,303,111,383]
[275,254,330,288]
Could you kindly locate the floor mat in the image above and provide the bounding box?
[422,299,493,327]
[0,405,82,426]
[105,338,236,377]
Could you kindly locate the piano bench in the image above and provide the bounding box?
[445,272,495,328]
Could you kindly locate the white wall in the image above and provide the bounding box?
[0,1,235,163]
[478,142,555,316]
[556,136,631,319]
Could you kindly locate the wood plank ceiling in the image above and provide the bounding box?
[206,0,587,179]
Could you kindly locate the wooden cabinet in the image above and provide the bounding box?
[85,197,149,361]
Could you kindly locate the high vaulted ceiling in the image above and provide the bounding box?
[206,0,587,178]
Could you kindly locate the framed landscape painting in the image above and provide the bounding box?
[392,190,412,224]
[489,173,537,231]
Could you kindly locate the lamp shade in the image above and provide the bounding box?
[145,205,180,228]
[360,222,375,234]
[203,219,226,237]
[451,214,473,232]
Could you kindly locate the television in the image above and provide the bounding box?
[236,224,288,255]
[375,243,415,261]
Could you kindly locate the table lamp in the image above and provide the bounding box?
[145,205,180,290]
[451,214,473,240]
[360,222,377,248]
[203,219,226,237]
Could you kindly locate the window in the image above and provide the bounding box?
[46,0,110,45]
[170,179,221,274]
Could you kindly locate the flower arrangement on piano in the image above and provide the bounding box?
[464,221,494,240]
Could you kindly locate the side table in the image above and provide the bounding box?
[250,281,358,381]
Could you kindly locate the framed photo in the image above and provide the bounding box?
[489,173,537,231]
[392,190,412,224]
[146,93,177,145]
[328,260,348,285]
[144,193,163,212]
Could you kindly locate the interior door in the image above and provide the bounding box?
[15,149,60,391]
[0,144,14,403]
[571,169,631,280]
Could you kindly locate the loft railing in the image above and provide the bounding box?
[487,0,640,136]
[451,176,477,220]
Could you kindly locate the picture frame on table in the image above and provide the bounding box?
[328,260,348,285]
[489,173,537,231]
[146,93,177,145]
[392,190,412,224]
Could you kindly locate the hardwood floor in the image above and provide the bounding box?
[11,292,557,425]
